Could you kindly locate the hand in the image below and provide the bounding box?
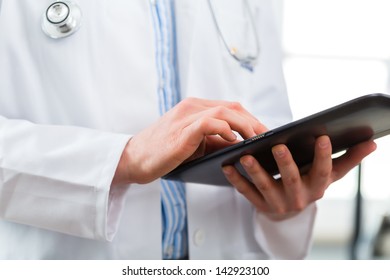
[113,98,266,185]
[222,135,377,221]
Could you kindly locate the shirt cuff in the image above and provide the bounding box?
[253,203,317,259]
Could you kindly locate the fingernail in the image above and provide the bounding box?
[319,139,329,149]
[273,146,286,158]
[222,166,233,175]
[241,156,254,168]
[230,132,238,141]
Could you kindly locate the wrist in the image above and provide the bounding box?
[112,138,133,185]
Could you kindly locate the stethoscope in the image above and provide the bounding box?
[41,1,82,39]
[207,0,260,71]
[41,0,259,70]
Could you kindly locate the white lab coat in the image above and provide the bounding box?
[0,0,316,259]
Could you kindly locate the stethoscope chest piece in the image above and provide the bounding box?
[42,1,82,39]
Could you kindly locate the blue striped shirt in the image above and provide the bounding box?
[150,0,188,260]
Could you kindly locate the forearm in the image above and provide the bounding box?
[0,116,131,239]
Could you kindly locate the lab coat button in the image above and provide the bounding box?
[193,229,205,246]
[164,245,174,259]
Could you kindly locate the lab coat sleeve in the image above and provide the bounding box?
[253,203,317,259]
[0,116,131,241]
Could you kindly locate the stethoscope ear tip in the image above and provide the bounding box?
[41,1,82,39]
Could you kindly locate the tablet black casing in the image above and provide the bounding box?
[163,93,390,186]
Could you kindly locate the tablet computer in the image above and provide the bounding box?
[163,93,390,186]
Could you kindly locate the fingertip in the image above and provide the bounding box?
[220,131,238,142]
[272,145,287,159]
[240,155,255,168]
[364,140,377,156]
[357,139,377,154]
[371,140,377,151]
[222,165,234,176]
[317,135,331,150]
[254,121,268,135]
[228,131,238,142]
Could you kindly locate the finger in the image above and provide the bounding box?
[203,135,241,154]
[239,155,286,213]
[184,98,263,125]
[176,98,267,136]
[307,135,333,190]
[171,117,237,166]
[272,144,303,201]
[222,165,269,212]
[332,140,377,181]
[183,117,238,146]
[223,101,267,134]
[197,106,265,139]
[185,135,241,163]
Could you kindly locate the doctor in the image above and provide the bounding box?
[0,0,376,259]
